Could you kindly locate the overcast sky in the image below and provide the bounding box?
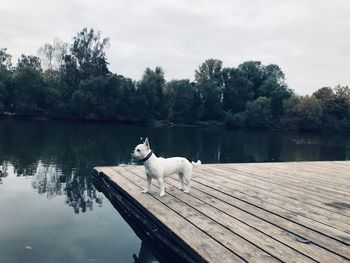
[1,0,349,94]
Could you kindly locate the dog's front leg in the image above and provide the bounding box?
[158,178,165,197]
[141,174,152,194]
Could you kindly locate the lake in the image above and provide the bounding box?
[0,119,349,263]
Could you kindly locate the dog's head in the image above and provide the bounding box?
[131,137,151,160]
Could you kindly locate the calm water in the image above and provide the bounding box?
[0,120,349,263]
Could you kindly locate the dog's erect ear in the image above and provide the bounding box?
[144,137,150,149]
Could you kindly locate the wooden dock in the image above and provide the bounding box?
[93,161,350,263]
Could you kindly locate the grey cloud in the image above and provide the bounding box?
[1,0,349,94]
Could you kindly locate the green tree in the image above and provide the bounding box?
[238,61,264,95]
[334,85,350,99]
[163,79,199,122]
[0,48,13,112]
[222,67,254,113]
[17,55,41,71]
[334,85,350,119]
[223,110,246,128]
[244,96,272,128]
[297,95,323,130]
[4,32,350,132]
[71,76,108,119]
[313,87,337,129]
[257,64,292,117]
[195,59,223,84]
[283,95,300,117]
[262,64,285,85]
[196,80,223,120]
[259,76,292,117]
[0,48,12,69]
[12,55,47,115]
[135,67,165,120]
[61,53,80,95]
[61,28,110,92]
[279,95,301,130]
[313,86,334,101]
[71,74,136,120]
[313,87,335,114]
[195,59,224,120]
[313,86,350,129]
[42,70,70,117]
[70,28,110,79]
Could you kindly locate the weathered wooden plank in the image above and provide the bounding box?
[216,162,349,192]
[98,167,244,263]
[269,162,350,180]
[285,163,350,183]
[199,165,350,218]
[112,167,280,263]
[189,183,350,260]
[194,177,350,245]
[199,166,350,232]
[212,169,350,217]
[231,163,350,190]
[129,165,349,263]
[224,162,350,181]
[94,161,350,263]
[223,163,350,195]
[189,170,350,245]
[131,163,350,220]
[302,162,350,174]
[185,174,350,259]
[213,164,350,201]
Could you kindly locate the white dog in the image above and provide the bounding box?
[131,138,201,197]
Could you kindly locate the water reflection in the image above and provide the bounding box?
[0,160,104,213]
[133,242,158,263]
[0,163,8,184]
[0,120,350,263]
[0,120,349,211]
[28,162,103,213]
[31,163,65,198]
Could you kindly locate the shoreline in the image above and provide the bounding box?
[0,114,224,129]
[1,114,349,134]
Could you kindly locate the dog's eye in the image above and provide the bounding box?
[137,149,140,152]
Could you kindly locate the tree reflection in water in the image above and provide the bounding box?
[1,119,350,215]
[0,162,9,184]
[133,242,158,263]
[0,120,127,215]
[0,159,104,214]
[0,120,146,214]
[28,162,103,213]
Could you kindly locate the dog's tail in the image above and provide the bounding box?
[191,160,201,167]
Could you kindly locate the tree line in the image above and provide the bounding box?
[0,28,349,131]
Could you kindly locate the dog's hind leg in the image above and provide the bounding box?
[178,173,184,191]
[183,172,191,193]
